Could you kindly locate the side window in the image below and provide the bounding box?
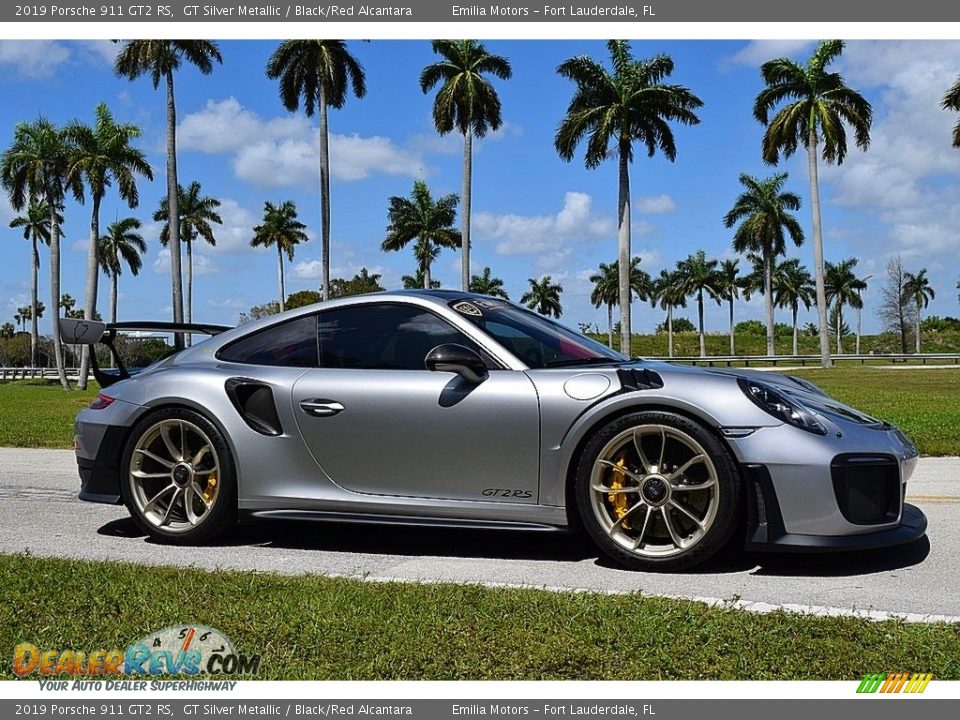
[318,304,484,370]
[219,315,318,367]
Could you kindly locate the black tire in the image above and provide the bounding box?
[120,407,237,545]
[574,410,741,571]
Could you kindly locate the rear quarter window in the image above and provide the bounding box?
[218,315,318,367]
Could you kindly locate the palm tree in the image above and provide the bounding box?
[590,258,651,349]
[469,266,509,299]
[9,200,58,366]
[66,102,152,388]
[755,40,872,367]
[943,75,960,148]
[718,259,745,355]
[556,41,702,356]
[266,40,366,302]
[0,323,13,339]
[650,269,687,358]
[904,269,935,354]
[773,258,815,356]
[590,261,618,348]
[421,40,512,291]
[250,200,309,312]
[115,40,223,325]
[723,172,804,357]
[521,276,563,318]
[2,117,75,388]
[675,251,723,358]
[382,180,460,289]
[824,258,867,354]
[99,217,146,324]
[154,181,222,325]
[14,308,26,333]
[402,269,441,290]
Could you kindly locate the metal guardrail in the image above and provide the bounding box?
[0,367,84,381]
[650,353,960,367]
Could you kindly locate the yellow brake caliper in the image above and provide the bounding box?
[607,457,631,528]
[202,474,218,504]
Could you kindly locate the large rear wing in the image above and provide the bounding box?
[59,318,231,388]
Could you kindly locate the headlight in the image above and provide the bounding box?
[737,378,827,435]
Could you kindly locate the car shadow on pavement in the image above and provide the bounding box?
[97,516,598,563]
[96,516,930,576]
[746,536,931,577]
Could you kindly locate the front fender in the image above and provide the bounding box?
[537,371,780,507]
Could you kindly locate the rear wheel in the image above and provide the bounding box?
[120,408,237,544]
[575,411,741,571]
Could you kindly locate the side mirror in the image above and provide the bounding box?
[425,344,489,384]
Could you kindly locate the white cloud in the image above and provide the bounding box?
[820,41,960,260]
[292,259,324,280]
[635,194,677,214]
[206,297,246,310]
[78,40,121,65]
[151,248,221,277]
[178,97,425,187]
[477,192,613,253]
[0,40,71,79]
[724,40,815,68]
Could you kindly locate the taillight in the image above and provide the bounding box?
[89,394,115,410]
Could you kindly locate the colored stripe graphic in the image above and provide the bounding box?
[858,672,932,693]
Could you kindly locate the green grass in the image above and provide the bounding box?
[0,380,98,448]
[789,367,960,457]
[1,553,958,680]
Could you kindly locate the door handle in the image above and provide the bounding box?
[299,399,345,417]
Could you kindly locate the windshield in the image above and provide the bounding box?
[449,298,627,369]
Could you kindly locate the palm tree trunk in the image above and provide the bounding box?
[667,305,674,358]
[110,273,118,325]
[836,306,843,354]
[792,303,799,357]
[607,304,613,348]
[424,253,432,291]
[728,297,735,355]
[807,130,831,368]
[278,244,286,312]
[461,128,472,292]
[30,236,39,367]
[916,300,922,354]
[617,141,632,358]
[764,249,775,356]
[48,199,69,389]
[186,237,193,324]
[110,273,118,368]
[319,86,331,302]
[698,288,706,358]
[166,69,184,327]
[856,301,862,355]
[78,194,101,389]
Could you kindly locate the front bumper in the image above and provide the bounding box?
[742,463,927,553]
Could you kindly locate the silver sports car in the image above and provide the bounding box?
[62,290,927,571]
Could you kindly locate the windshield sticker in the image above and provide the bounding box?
[453,301,483,317]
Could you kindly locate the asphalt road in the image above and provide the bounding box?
[2,448,958,622]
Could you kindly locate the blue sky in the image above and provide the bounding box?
[1,39,959,334]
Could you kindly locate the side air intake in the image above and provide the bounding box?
[225,378,283,436]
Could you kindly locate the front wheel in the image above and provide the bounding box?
[574,411,741,571]
[120,408,237,544]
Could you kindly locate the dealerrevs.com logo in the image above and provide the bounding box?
[857,673,933,694]
[13,625,261,677]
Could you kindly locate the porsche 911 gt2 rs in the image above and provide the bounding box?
[61,290,927,571]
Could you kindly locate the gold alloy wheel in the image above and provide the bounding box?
[128,419,221,533]
[589,424,719,558]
